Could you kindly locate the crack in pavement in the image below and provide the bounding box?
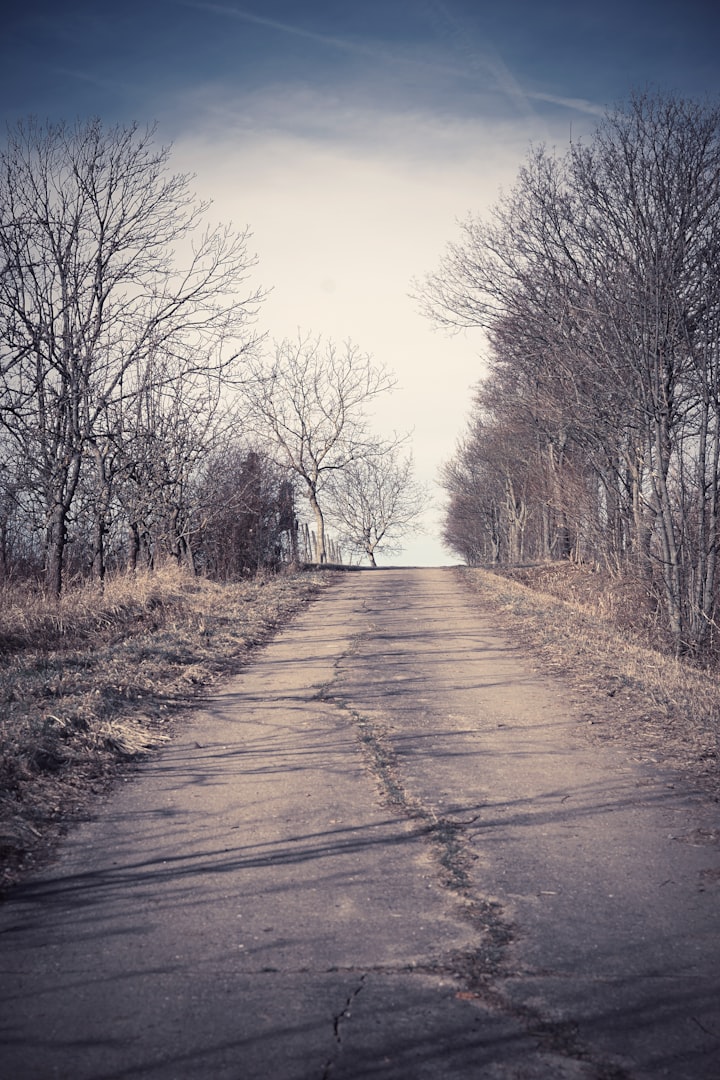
[3,570,717,1080]
[320,676,512,960]
[322,974,367,1079]
[313,637,636,1080]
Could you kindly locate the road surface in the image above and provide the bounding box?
[1,568,719,1079]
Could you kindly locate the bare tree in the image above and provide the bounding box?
[0,118,262,592]
[244,334,396,563]
[327,447,425,566]
[418,92,720,655]
[441,441,502,566]
[112,347,243,573]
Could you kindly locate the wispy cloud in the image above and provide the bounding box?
[419,0,535,118]
[420,2,606,119]
[173,0,605,127]
[49,65,134,95]
[530,91,606,117]
[176,1,384,60]
[169,83,541,173]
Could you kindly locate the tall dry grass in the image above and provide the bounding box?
[459,565,720,795]
[0,565,330,890]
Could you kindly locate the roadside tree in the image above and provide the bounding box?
[418,92,720,655]
[244,334,395,563]
[0,118,262,592]
[327,447,425,566]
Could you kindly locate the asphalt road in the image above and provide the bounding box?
[1,567,719,1079]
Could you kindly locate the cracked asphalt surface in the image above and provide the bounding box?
[2,567,720,1079]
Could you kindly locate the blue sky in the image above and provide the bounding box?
[2,1,720,563]
[4,2,719,125]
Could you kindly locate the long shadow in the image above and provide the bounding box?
[3,817,426,906]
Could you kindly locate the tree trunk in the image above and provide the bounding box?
[308,490,327,563]
[90,446,112,584]
[628,453,653,581]
[649,417,684,653]
[44,455,82,595]
[45,502,67,597]
[128,521,141,571]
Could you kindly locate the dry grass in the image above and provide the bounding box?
[0,565,332,891]
[5,559,718,892]
[458,564,720,799]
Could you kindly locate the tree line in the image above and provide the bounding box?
[0,118,423,592]
[419,93,720,658]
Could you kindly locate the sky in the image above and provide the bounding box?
[2,0,720,564]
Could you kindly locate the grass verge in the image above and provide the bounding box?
[0,566,331,891]
[458,565,720,800]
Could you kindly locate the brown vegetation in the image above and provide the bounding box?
[0,566,331,892]
[460,563,720,799]
[5,559,718,896]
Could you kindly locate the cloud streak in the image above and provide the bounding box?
[175,0,604,125]
[176,1,390,59]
